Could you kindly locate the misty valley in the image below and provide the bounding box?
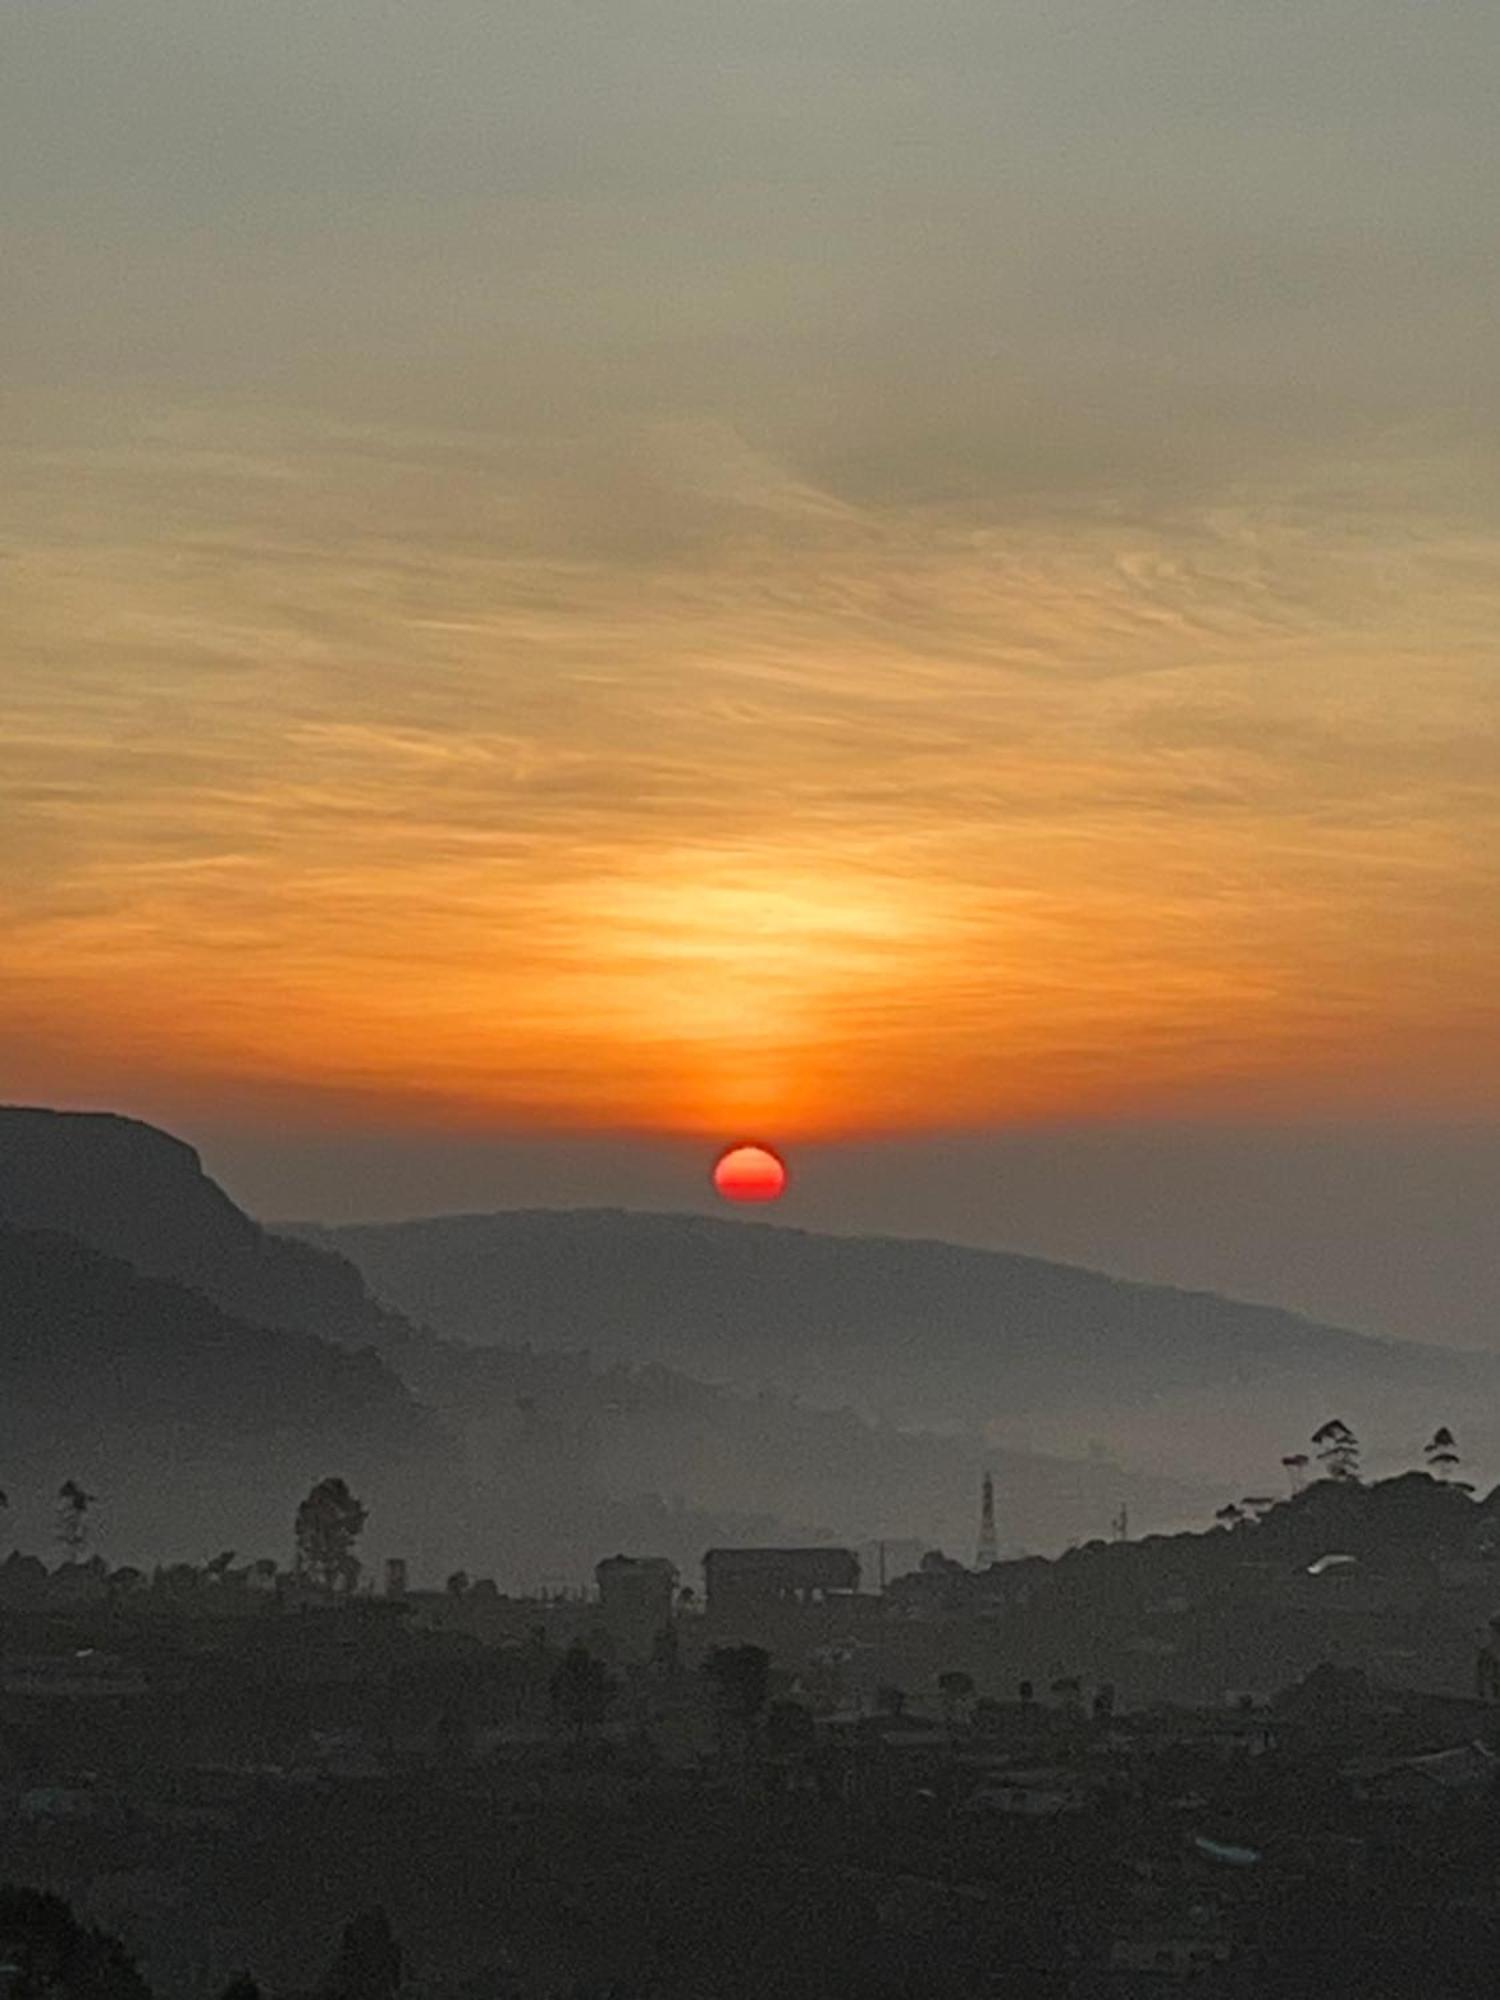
[1,1108,1500,1996]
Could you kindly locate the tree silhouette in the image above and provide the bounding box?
[56,1480,97,1561]
[156,1561,202,1597]
[294,1477,367,1592]
[320,1909,402,2000]
[1312,1419,1360,1482]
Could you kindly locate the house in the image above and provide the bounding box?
[703,1546,860,1615]
[594,1554,678,1659]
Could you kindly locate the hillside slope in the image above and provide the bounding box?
[300,1208,1496,1482]
[300,1207,1476,1412]
[0,1224,422,1441]
[0,1108,1219,1562]
[0,1223,445,1564]
[0,1106,415,1355]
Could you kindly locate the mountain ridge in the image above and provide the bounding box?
[295,1202,1472,1398]
[297,1204,1497,1486]
[0,1106,1222,1566]
[0,1104,427,1358]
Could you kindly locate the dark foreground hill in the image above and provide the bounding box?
[0,1106,416,1356]
[0,1222,447,1564]
[887,1469,1500,1710]
[299,1208,1496,1484]
[0,1224,420,1442]
[0,1107,1212,1568]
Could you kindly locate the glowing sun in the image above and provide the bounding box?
[712,1142,788,1203]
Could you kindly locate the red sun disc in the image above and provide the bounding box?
[712,1142,788,1203]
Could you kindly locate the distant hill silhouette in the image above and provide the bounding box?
[0,1221,448,1564]
[297,1208,1495,1481]
[0,1107,1219,1565]
[0,1113,830,1574]
[0,1107,415,1355]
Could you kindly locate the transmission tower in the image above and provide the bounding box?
[975,1469,999,1568]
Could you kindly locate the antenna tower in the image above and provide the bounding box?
[976,1469,999,1568]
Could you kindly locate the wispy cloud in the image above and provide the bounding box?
[2,398,1497,1134]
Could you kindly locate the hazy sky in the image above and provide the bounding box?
[3,5,1499,1317]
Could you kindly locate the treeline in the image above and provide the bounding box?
[0,1475,377,1603]
[1214,1418,1470,1525]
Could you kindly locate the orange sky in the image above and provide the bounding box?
[5,401,1498,1141]
[3,7,1499,1144]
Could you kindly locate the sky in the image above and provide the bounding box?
[3,4,1499,1335]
